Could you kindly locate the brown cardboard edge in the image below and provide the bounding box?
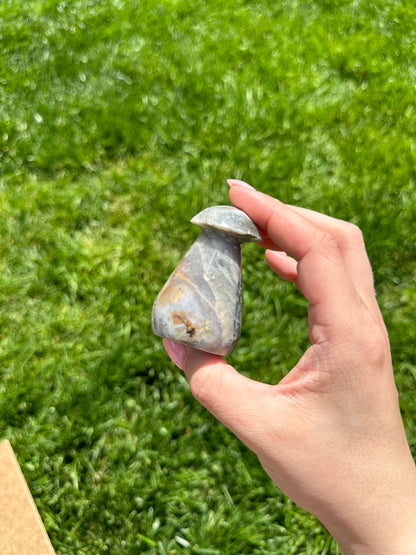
[0,439,55,555]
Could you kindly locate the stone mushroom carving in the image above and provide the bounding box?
[152,205,261,355]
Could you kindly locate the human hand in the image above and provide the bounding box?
[163,181,416,554]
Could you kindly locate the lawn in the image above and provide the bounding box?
[1,0,415,553]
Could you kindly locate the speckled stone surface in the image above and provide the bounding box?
[152,206,261,355]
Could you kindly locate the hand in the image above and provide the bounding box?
[163,181,416,554]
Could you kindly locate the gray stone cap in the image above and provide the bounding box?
[190,205,262,243]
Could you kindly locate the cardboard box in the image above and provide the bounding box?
[0,440,55,555]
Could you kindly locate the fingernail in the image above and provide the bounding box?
[227,179,256,191]
[163,338,187,370]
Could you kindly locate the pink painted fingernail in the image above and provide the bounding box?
[227,179,256,191]
[163,338,187,369]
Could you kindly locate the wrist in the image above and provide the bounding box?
[339,522,416,555]
[326,457,416,555]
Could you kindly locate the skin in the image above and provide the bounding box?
[163,181,416,554]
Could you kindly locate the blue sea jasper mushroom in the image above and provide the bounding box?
[152,206,261,356]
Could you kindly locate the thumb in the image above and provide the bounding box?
[163,339,273,450]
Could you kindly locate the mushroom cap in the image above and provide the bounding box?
[191,206,261,243]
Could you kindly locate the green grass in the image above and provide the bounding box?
[1,0,415,552]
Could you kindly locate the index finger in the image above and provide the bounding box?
[229,186,364,342]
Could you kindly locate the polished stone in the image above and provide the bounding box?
[152,206,261,355]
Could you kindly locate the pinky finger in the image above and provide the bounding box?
[265,250,298,282]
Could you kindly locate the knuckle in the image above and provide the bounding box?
[364,330,390,368]
[337,221,365,248]
[357,314,390,369]
[344,222,364,244]
[189,367,220,408]
[316,230,341,259]
[316,222,366,262]
[189,374,209,405]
